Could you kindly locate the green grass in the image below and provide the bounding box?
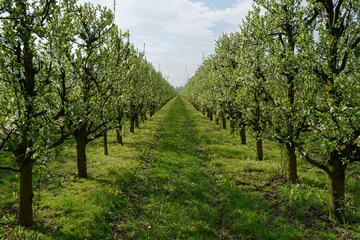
[182,96,360,239]
[1,95,360,239]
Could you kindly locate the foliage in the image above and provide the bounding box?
[0,0,175,226]
[1,96,359,239]
[182,0,360,222]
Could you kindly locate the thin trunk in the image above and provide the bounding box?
[222,115,226,129]
[215,115,219,125]
[130,116,135,133]
[103,131,108,155]
[75,124,88,178]
[19,161,33,226]
[116,114,124,144]
[116,129,121,143]
[328,153,346,222]
[209,112,213,121]
[76,140,87,178]
[254,102,262,160]
[230,119,236,135]
[116,126,123,145]
[135,114,139,128]
[18,23,35,226]
[286,69,297,182]
[240,125,246,145]
[286,142,298,183]
[256,136,263,161]
[238,112,246,144]
[142,113,147,122]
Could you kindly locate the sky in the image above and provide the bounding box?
[80,0,253,87]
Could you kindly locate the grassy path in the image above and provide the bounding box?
[106,96,229,238]
[106,96,272,239]
[107,95,357,239]
[2,95,358,239]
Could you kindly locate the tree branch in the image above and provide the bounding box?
[333,0,344,26]
[305,8,319,27]
[303,154,330,174]
[88,121,107,137]
[350,35,360,49]
[49,128,70,149]
[0,166,20,172]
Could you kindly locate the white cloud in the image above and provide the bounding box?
[80,0,253,86]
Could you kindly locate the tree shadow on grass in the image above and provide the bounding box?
[80,97,301,239]
[26,97,314,239]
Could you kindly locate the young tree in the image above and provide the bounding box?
[0,0,70,226]
[125,50,148,133]
[235,9,273,161]
[300,0,360,221]
[65,2,116,178]
[243,0,314,180]
[107,26,131,145]
[213,34,247,143]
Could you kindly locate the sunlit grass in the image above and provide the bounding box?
[182,96,360,239]
[1,95,359,239]
[0,97,173,239]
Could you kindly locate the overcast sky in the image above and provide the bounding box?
[80,0,253,87]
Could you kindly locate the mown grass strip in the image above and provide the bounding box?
[1,95,359,239]
[0,97,175,239]
[99,96,290,239]
[182,96,360,239]
[98,96,224,239]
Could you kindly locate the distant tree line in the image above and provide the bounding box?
[175,86,184,93]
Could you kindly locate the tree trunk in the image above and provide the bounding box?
[19,161,33,226]
[116,129,121,143]
[209,111,213,121]
[135,114,139,128]
[286,143,298,183]
[75,124,88,178]
[130,115,135,133]
[240,125,246,145]
[254,103,263,160]
[149,105,153,117]
[215,115,219,125]
[328,153,346,222]
[222,115,226,129]
[230,119,236,135]
[256,138,263,161]
[103,131,108,156]
[116,127,123,145]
